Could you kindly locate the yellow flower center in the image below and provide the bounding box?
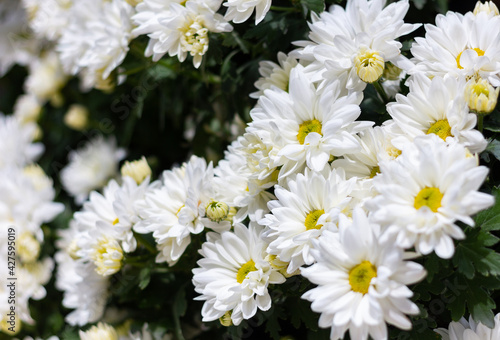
[369,166,380,178]
[354,49,385,83]
[91,236,123,276]
[304,209,325,230]
[427,119,453,140]
[112,218,119,225]
[349,261,377,294]
[414,187,443,212]
[456,48,485,69]
[180,16,209,57]
[236,260,257,283]
[205,200,229,222]
[297,119,322,144]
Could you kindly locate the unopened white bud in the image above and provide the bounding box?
[120,156,152,184]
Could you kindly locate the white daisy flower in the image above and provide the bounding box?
[192,222,286,326]
[250,52,299,99]
[410,10,500,86]
[435,313,500,340]
[61,136,126,204]
[223,0,272,25]
[366,134,494,259]
[0,114,43,169]
[301,208,426,340]
[387,74,488,153]
[259,167,357,274]
[132,0,232,68]
[249,65,370,179]
[293,0,419,91]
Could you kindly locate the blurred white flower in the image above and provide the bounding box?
[435,313,500,340]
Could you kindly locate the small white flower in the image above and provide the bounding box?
[367,135,494,259]
[250,52,299,99]
[435,313,500,340]
[192,223,285,326]
[120,156,152,184]
[132,0,232,68]
[61,136,126,204]
[301,208,427,340]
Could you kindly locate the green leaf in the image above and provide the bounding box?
[464,278,496,328]
[453,229,500,279]
[300,0,325,14]
[475,188,500,231]
[173,286,187,318]
[138,266,152,290]
[484,139,500,161]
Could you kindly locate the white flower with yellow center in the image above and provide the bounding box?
[132,0,232,68]
[250,52,299,99]
[293,0,419,91]
[301,208,426,340]
[367,134,494,259]
[250,65,370,179]
[259,167,357,274]
[435,313,500,340]
[223,0,272,24]
[192,222,285,326]
[387,74,488,153]
[465,76,499,114]
[410,10,500,85]
[61,136,126,204]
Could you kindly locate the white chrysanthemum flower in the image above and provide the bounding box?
[387,74,488,153]
[0,1,38,76]
[259,167,356,274]
[214,138,276,223]
[22,0,72,41]
[79,322,118,340]
[435,313,500,340]
[132,0,232,68]
[301,208,427,340]
[410,11,500,85]
[0,114,43,169]
[250,52,299,99]
[192,223,286,326]
[61,136,126,204]
[55,222,110,326]
[293,0,419,91]
[57,0,134,90]
[367,135,495,259]
[223,0,272,25]
[24,50,68,104]
[250,65,370,179]
[135,155,229,265]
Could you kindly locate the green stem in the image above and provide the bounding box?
[270,6,299,12]
[173,305,185,340]
[478,114,484,133]
[134,232,157,254]
[120,65,148,76]
[373,80,390,105]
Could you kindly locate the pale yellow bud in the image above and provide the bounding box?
[18,232,41,263]
[465,77,499,114]
[265,254,299,278]
[382,62,402,81]
[14,94,41,124]
[79,322,118,340]
[64,104,89,131]
[205,200,229,222]
[474,1,499,15]
[219,311,233,327]
[120,156,152,184]
[91,236,123,276]
[354,48,385,83]
[23,164,52,191]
